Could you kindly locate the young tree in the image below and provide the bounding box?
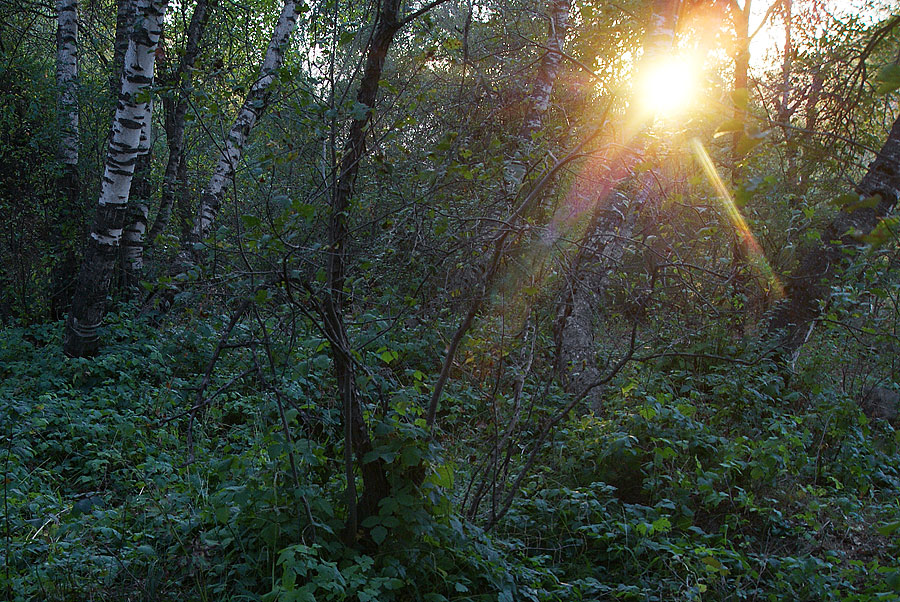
[148,0,212,243]
[51,0,80,317]
[190,0,301,247]
[56,0,79,190]
[426,0,575,427]
[121,0,213,283]
[554,0,677,403]
[63,0,168,357]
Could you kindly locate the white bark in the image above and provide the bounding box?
[122,96,153,275]
[192,0,300,243]
[520,0,571,140]
[100,0,164,212]
[56,0,79,166]
[505,0,572,193]
[64,0,168,357]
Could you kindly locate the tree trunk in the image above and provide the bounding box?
[121,98,154,287]
[505,0,571,191]
[519,0,571,142]
[122,153,151,286]
[51,0,80,319]
[768,113,900,358]
[555,177,652,404]
[553,0,676,403]
[63,0,167,357]
[190,0,299,247]
[148,0,211,243]
[731,0,751,179]
[321,0,402,538]
[111,0,136,98]
[123,0,212,283]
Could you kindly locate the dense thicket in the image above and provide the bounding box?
[2,0,900,599]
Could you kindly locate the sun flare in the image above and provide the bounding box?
[635,56,699,118]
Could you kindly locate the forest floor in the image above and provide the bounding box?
[2,308,900,601]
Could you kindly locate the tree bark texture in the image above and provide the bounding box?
[519,0,571,142]
[768,113,900,357]
[148,0,211,243]
[51,0,80,318]
[121,98,154,285]
[56,0,79,169]
[124,0,212,280]
[111,0,136,98]
[63,0,167,357]
[555,177,652,403]
[190,0,299,246]
[322,0,402,536]
[122,151,152,285]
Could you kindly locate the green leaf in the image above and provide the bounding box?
[875,64,900,95]
[241,214,262,228]
[350,101,370,120]
[714,118,744,138]
[731,88,750,110]
[371,525,387,544]
[831,193,861,207]
[734,132,766,156]
[862,215,899,247]
[877,520,900,536]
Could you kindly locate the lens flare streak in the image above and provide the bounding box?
[690,138,783,299]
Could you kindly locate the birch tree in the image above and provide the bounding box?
[121,96,154,285]
[121,0,213,281]
[190,0,300,247]
[63,0,168,357]
[427,0,574,426]
[51,0,80,317]
[553,0,677,403]
[56,0,79,183]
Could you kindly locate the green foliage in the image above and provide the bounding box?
[0,311,562,601]
[493,356,900,601]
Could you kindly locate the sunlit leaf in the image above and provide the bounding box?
[875,64,900,95]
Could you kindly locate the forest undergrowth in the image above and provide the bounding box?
[2,305,899,601]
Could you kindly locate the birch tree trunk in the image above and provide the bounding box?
[505,0,571,191]
[56,0,79,173]
[554,176,651,404]
[51,0,80,318]
[111,0,136,98]
[123,0,212,279]
[768,113,900,359]
[63,0,167,357]
[519,0,571,142]
[190,0,299,247]
[121,106,153,285]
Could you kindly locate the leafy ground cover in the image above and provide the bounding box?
[2,309,899,601]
